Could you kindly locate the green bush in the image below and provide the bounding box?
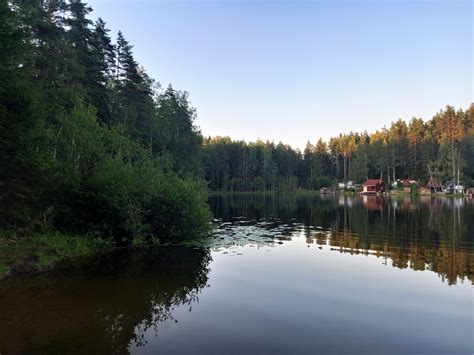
[47,106,211,246]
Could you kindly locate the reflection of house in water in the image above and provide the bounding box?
[451,198,465,209]
[418,196,466,211]
[321,196,474,286]
[338,196,354,208]
[362,195,383,211]
[305,231,330,246]
[391,197,417,211]
[419,195,441,206]
[326,228,473,286]
[213,193,473,286]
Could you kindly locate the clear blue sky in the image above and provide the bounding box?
[88,0,472,150]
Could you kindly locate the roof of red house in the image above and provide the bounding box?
[363,179,384,186]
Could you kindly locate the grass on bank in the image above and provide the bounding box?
[0,231,115,279]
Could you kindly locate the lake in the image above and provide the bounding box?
[0,194,473,354]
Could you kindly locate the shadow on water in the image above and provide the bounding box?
[209,194,474,285]
[0,247,211,354]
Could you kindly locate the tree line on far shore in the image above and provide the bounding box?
[202,105,474,192]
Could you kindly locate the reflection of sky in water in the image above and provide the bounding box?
[132,235,472,354]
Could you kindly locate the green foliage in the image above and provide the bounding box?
[0,230,114,278]
[34,231,114,271]
[0,0,45,227]
[46,105,211,245]
[155,86,203,175]
[203,105,473,192]
[1,1,211,255]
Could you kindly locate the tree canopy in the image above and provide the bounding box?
[202,105,474,192]
[0,0,209,244]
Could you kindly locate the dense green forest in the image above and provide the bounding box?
[203,105,474,191]
[0,0,210,250]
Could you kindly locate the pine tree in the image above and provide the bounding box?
[0,1,44,226]
[90,18,115,123]
[13,0,69,110]
[113,31,155,146]
[65,0,93,94]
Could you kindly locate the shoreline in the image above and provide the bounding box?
[208,190,321,196]
[0,232,212,280]
[0,232,117,280]
[2,191,470,280]
[0,232,174,280]
[208,190,470,198]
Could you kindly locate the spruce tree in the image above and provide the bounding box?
[90,18,115,123]
[65,0,93,93]
[113,31,155,145]
[0,1,43,226]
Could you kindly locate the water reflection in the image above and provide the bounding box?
[0,247,211,354]
[0,195,472,353]
[209,194,474,285]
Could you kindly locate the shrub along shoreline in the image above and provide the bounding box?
[0,209,212,280]
[1,0,213,280]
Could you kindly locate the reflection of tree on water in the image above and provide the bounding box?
[0,247,211,354]
[210,194,474,285]
[330,196,472,285]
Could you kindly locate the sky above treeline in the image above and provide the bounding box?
[87,0,472,150]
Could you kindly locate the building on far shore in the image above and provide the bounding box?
[320,187,335,194]
[420,179,443,195]
[396,179,417,193]
[362,179,386,194]
[466,187,474,198]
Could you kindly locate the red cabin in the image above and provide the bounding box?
[362,179,386,194]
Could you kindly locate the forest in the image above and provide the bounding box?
[1,0,473,274]
[203,105,474,192]
[0,0,211,254]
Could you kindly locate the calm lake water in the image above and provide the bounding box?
[0,194,473,354]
